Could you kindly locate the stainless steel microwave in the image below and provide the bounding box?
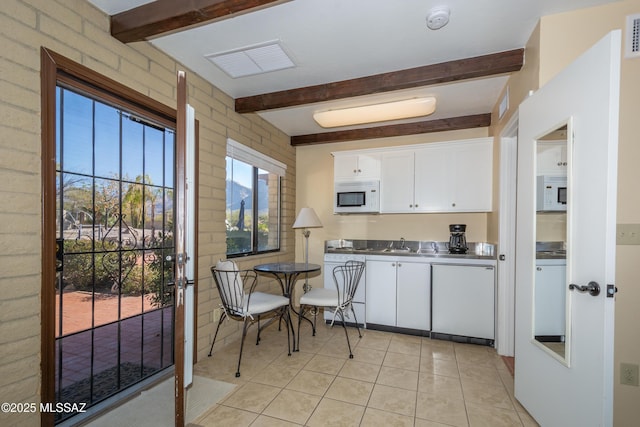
[537,175,567,211]
[334,180,380,214]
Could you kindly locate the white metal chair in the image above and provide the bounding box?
[209,260,290,377]
[297,260,365,358]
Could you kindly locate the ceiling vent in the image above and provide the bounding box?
[626,13,640,58]
[205,40,295,78]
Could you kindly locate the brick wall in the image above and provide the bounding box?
[0,0,296,425]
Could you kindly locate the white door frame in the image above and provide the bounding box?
[496,112,518,356]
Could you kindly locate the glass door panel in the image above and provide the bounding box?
[54,86,176,423]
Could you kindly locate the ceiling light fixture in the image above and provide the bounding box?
[313,97,437,128]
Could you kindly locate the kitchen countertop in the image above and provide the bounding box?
[535,241,566,260]
[325,239,497,260]
[535,251,567,260]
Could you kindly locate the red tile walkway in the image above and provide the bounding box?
[54,290,174,392]
[56,290,156,336]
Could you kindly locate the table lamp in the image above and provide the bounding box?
[292,207,323,292]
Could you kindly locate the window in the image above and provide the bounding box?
[226,139,285,256]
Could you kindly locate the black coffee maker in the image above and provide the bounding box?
[448,224,468,254]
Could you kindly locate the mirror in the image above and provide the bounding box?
[534,122,570,365]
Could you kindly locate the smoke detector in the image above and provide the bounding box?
[426,6,450,30]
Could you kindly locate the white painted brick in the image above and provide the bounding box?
[30,0,83,33]
[0,276,41,300]
[0,0,37,28]
[3,355,39,383]
[0,316,40,346]
[0,295,39,322]
[0,104,40,134]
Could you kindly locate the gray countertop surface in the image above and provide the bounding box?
[325,239,497,260]
[325,240,567,261]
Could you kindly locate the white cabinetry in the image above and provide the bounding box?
[380,138,493,213]
[323,255,366,326]
[397,261,431,330]
[333,152,381,181]
[365,259,397,326]
[446,139,493,211]
[431,264,495,340]
[537,140,567,175]
[379,151,415,212]
[534,259,566,338]
[365,257,430,330]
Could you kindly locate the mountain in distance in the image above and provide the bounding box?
[226,179,269,213]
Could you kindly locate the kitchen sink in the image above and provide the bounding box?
[324,239,497,260]
[382,248,412,253]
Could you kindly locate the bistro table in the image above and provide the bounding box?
[254,262,321,352]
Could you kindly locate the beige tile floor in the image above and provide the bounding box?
[192,320,539,427]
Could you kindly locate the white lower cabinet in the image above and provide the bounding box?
[431,264,495,340]
[323,259,366,326]
[365,258,431,330]
[534,260,566,337]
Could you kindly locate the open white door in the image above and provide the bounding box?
[184,103,196,388]
[175,70,197,427]
[515,30,620,427]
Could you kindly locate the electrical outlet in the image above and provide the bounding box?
[620,363,639,386]
[617,224,640,245]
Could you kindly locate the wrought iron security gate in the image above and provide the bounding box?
[54,85,176,422]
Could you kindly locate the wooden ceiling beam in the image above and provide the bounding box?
[290,114,491,146]
[111,0,291,43]
[236,49,523,113]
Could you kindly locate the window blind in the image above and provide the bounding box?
[226,138,286,176]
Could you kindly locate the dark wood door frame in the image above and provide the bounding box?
[40,48,198,426]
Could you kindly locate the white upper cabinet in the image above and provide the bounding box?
[379,151,415,211]
[413,145,449,212]
[380,138,493,213]
[333,152,381,181]
[536,140,567,175]
[447,138,493,212]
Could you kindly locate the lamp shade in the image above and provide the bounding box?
[292,207,323,229]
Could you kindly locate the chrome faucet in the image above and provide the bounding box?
[399,237,406,249]
[431,241,439,253]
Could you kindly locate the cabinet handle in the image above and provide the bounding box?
[537,267,542,271]
[358,169,362,173]
[398,263,402,267]
[353,169,357,173]
[391,263,396,267]
[409,204,413,208]
[452,202,456,207]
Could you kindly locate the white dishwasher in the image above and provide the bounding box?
[323,253,366,326]
[431,263,495,343]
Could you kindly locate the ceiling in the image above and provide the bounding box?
[88,0,617,144]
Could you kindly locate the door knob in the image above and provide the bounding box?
[569,281,600,296]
